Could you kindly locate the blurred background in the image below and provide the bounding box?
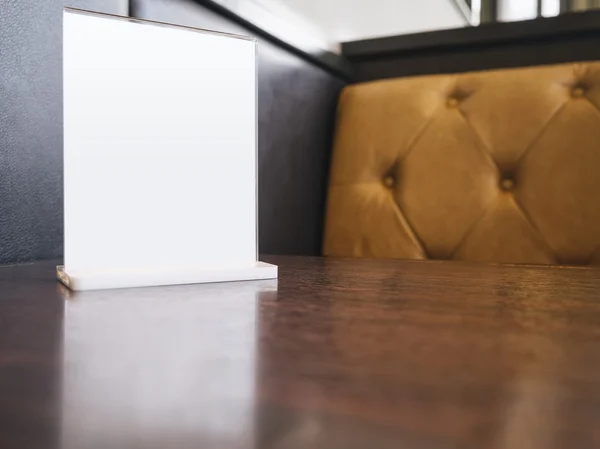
[2,0,600,266]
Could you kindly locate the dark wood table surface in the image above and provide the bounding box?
[2,256,600,449]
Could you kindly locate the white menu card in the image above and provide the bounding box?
[60,8,276,290]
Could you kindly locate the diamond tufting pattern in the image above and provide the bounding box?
[324,62,600,265]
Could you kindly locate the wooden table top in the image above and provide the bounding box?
[1,256,600,449]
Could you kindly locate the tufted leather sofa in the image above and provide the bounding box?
[324,61,600,265]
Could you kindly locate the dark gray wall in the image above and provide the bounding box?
[0,0,64,265]
[0,0,345,264]
[66,0,128,15]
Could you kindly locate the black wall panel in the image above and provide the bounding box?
[347,36,600,82]
[343,10,600,82]
[132,0,346,256]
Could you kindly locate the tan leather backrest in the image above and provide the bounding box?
[324,62,600,265]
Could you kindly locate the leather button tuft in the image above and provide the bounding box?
[572,87,585,98]
[383,175,395,188]
[501,177,515,191]
[447,97,459,108]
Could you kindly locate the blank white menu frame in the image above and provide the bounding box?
[61,8,277,291]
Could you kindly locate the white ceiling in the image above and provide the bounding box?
[272,0,469,42]
[211,0,469,54]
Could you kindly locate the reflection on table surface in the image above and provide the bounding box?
[2,257,600,449]
[61,280,275,449]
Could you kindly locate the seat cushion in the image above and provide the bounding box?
[324,61,600,265]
